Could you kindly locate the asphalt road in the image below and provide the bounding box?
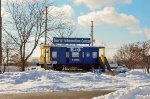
[0,90,115,99]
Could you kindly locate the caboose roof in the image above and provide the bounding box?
[51,45,105,49]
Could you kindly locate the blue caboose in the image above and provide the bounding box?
[39,38,111,71]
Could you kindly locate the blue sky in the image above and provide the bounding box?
[117,0,150,28]
[2,0,150,58]
[51,0,150,58]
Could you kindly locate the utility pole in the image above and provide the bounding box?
[91,21,94,46]
[45,6,48,46]
[0,0,2,73]
[44,6,48,70]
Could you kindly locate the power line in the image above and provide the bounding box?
[91,21,93,46]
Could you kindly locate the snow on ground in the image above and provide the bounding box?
[93,86,150,99]
[92,69,150,99]
[0,68,150,95]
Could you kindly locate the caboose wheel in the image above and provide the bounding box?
[57,66,63,71]
[83,67,91,71]
[53,65,63,71]
[41,64,44,68]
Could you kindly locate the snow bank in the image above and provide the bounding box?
[0,70,118,93]
[93,86,150,99]
[0,69,150,93]
[93,71,150,99]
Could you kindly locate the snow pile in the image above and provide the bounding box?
[0,69,150,93]
[93,86,150,99]
[0,70,117,93]
[115,71,150,87]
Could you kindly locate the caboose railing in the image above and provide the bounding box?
[40,44,51,63]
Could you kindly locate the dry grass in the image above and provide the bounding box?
[106,71,119,76]
[0,90,115,99]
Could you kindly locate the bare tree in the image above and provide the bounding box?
[140,41,150,73]
[1,34,18,73]
[114,41,150,73]
[2,39,9,73]
[46,14,76,44]
[3,0,68,71]
[113,43,143,69]
[55,24,75,38]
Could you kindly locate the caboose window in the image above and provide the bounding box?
[52,51,57,58]
[86,52,90,57]
[72,52,79,57]
[66,52,69,58]
[92,52,97,58]
[82,52,84,57]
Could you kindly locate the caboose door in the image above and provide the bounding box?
[83,47,99,64]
